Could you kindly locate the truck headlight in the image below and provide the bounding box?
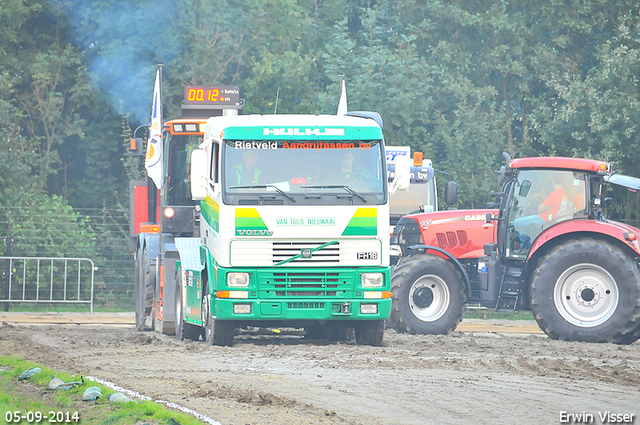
[361,273,384,288]
[390,244,402,257]
[227,272,249,287]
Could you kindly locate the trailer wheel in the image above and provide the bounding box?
[135,247,154,331]
[530,238,640,344]
[202,292,235,347]
[174,268,203,341]
[389,255,466,335]
[355,320,385,346]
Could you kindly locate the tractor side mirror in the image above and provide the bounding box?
[519,180,531,197]
[497,166,506,187]
[190,149,208,200]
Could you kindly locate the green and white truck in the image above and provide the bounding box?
[174,112,410,345]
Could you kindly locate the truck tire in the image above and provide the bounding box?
[530,238,640,344]
[355,320,385,346]
[389,255,466,335]
[202,292,235,347]
[135,247,154,331]
[174,268,203,341]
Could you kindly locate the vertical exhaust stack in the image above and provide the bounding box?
[337,75,348,116]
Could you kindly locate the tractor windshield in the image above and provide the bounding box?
[506,169,586,258]
[603,175,640,228]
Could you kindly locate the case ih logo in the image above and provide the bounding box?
[464,214,486,221]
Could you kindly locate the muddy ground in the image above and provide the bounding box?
[1,321,639,425]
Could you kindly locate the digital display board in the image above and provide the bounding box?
[184,85,240,105]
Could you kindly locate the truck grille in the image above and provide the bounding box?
[272,241,340,264]
[259,271,353,298]
[230,239,382,267]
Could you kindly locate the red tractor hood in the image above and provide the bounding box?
[406,209,499,259]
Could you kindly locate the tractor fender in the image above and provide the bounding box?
[407,244,472,298]
[528,219,640,260]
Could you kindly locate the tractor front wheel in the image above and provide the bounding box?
[530,238,640,344]
[389,255,466,335]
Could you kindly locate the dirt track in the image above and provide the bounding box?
[1,321,639,425]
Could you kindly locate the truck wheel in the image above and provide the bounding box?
[135,247,154,331]
[530,238,640,344]
[202,292,235,346]
[174,268,203,341]
[389,255,466,335]
[355,320,385,346]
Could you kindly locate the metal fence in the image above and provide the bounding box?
[0,207,134,312]
[0,257,95,313]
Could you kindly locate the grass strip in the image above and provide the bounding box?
[0,356,208,425]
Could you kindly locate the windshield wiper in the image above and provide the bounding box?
[229,185,296,202]
[301,185,367,202]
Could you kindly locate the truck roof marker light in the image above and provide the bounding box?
[164,207,175,218]
[174,124,183,132]
[185,124,198,132]
[413,152,423,167]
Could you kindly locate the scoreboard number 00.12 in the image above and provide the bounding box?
[184,85,240,105]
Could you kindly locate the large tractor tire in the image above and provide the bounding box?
[201,289,235,347]
[135,247,154,331]
[530,238,640,344]
[174,268,203,341]
[389,255,466,335]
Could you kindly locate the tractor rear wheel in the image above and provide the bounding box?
[530,238,640,344]
[174,268,203,341]
[389,255,466,335]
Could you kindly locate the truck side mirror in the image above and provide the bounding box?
[190,149,208,200]
[445,181,457,206]
[390,154,411,194]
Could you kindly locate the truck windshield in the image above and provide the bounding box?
[222,139,386,205]
[162,133,200,206]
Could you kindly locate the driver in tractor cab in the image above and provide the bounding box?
[513,172,584,250]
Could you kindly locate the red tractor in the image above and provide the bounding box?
[389,154,640,343]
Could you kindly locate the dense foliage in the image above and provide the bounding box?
[2,0,640,213]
